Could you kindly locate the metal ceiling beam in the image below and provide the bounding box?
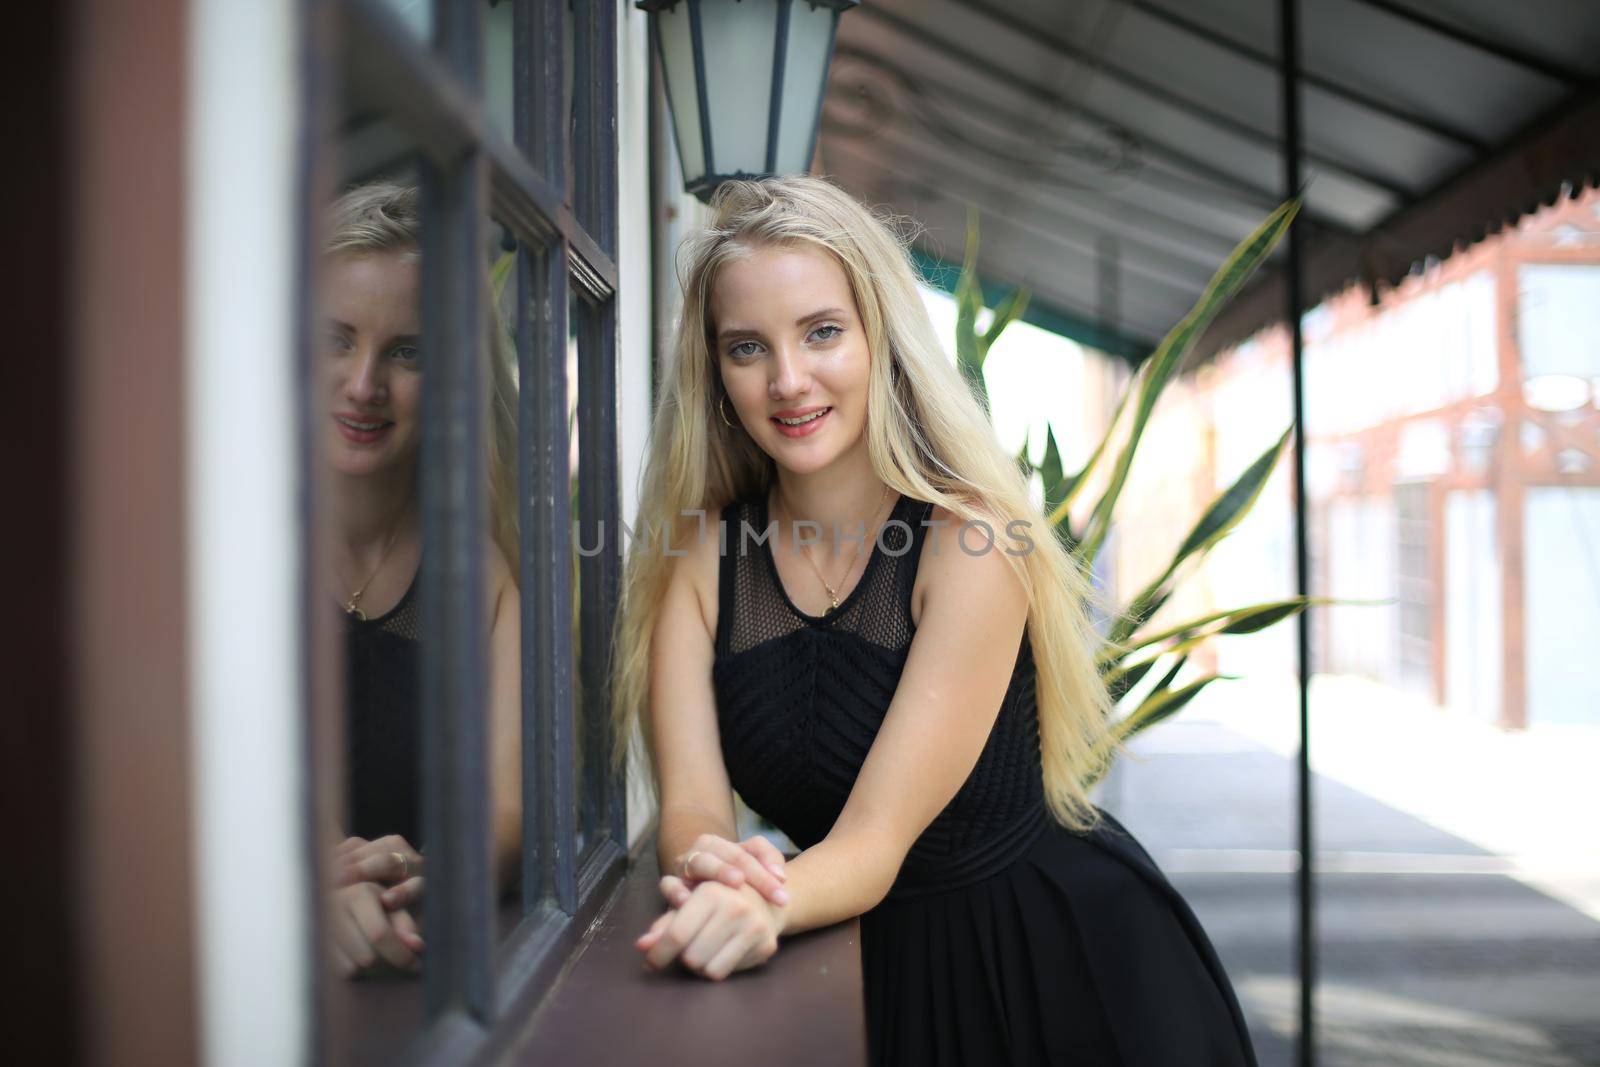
[824,148,1169,352]
[1122,0,1490,154]
[1348,0,1590,87]
[847,8,1365,236]
[945,0,1418,201]
[825,132,1210,297]
[828,45,1273,259]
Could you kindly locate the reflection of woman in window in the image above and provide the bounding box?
[611,176,1256,1065]
[322,182,523,978]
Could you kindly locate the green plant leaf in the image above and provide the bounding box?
[981,285,1030,358]
[1048,371,1136,527]
[1014,436,1034,479]
[1101,595,1363,670]
[955,207,987,407]
[1148,653,1189,702]
[1105,638,1208,689]
[1109,584,1175,646]
[1113,424,1294,641]
[1074,198,1301,569]
[1103,650,1159,704]
[492,248,516,300]
[1179,426,1293,561]
[1114,671,1234,742]
[1038,425,1067,513]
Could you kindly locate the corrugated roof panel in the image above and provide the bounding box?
[821,0,1600,358]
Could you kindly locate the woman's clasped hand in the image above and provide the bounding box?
[332,834,428,978]
[635,834,791,981]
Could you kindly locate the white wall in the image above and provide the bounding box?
[619,1,659,849]
[186,0,307,1063]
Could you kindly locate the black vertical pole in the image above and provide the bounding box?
[1279,1,1315,1064]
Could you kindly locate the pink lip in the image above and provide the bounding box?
[771,406,831,439]
[333,413,394,445]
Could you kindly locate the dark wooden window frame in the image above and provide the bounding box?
[308,0,627,1059]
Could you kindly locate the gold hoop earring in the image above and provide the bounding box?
[719,394,736,429]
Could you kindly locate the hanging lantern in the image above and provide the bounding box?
[638,0,859,202]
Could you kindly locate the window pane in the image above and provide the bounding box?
[321,109,429,1059]
[484,0,513,145]
[487,219,525,944]
[375,0,432,41]
[1519,263,1600,381]
[569,287,584,855]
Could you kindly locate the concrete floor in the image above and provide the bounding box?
[1099,704,1600,1067]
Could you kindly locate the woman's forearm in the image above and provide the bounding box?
[770,827,904,937]
[656,801,739,875]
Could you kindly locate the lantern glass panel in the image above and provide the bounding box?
[698,0,779,178]
[773,4,835,175]
[656,5,707,188]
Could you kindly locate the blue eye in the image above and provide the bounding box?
[390,345,420,362]
[729,340,760,358]
[811,323,843,342]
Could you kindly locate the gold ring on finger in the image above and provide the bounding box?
[391,850,408,880]
[680,850,703,878]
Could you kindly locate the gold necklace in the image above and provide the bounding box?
[776,482,892,611]
[341,498,410,622]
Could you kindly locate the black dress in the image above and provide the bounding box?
[344,566,423,848]
[710,490,1257,1067]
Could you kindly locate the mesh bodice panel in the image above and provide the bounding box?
[711,490,1050,898]
[344,569,422,846]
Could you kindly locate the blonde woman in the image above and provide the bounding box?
[613,175,1256,1065]
[321,181,523,977]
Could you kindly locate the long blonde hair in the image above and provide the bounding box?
[324,180,521,581]
[609,175,1124,831]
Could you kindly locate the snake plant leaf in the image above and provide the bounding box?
[491,248,516,300]
[1048,374,1138,529]
[1104,635,1213,689]
[1104,649,1161,704]
[1038,424,1067,514]
[1148,653,1189,703]
[1179,425,1294,561]
[981,285,1031,358]
[1115,671,1234,742]
[1099,595,1342,668]
[955,207,987,408]
[1116,424,1295,634]
[1110,583,1175,646]
[1075,198,1301,569]
[1014,436,1033,478]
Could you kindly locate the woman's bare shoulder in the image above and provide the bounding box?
[485,537,519,617]
[911,499,1026,629]
[665,505,726,646]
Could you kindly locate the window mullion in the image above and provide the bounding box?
[531,0,566,188]
[526,243,580,915]
[419,0,493,1026]
[418,148,495,1024]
